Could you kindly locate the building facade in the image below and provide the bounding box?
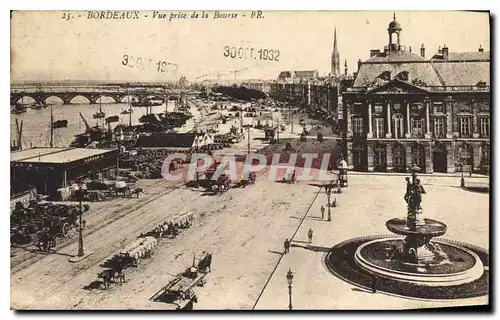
[343,14,490,174]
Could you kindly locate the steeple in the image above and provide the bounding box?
[331,27,340,77]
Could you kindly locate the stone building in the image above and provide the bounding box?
[343,14,490,174]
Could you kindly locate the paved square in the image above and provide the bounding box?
[254,174,489,310]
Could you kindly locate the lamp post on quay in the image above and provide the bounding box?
[286,269,294,310]
[75,184,87,257]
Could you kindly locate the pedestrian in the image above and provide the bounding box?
[308,228,313,243]
[284,238,290,254]
[320,205,325,220]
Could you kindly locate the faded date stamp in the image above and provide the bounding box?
[121,54,178,73]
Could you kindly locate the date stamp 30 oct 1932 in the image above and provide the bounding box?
[223,46,280,62]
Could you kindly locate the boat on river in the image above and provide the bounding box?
[51,119,68,129]
[11,105,27,114]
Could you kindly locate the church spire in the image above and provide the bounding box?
[331,27,340,77]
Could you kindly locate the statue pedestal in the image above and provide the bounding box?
[406,208,425,228]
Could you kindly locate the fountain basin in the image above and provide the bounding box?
[354,237,484,287]
[386,217,447,237]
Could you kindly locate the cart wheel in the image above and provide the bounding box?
[60,223,69,237]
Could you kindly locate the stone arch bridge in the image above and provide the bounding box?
[11,86,195,105]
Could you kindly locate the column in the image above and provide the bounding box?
[347,142,354,170]
[346,102,353,138]
[424,142,433,174]
[367,142,374,172]
[405,101,411,138]
[472,143,481,172]
[425,100,431,139]
[385,102,392,138]
[445,142,455,173]
[63,169,68,188]
[472,100,479,138]
[451,100,459,136]
[307,82,311,105]
[367,102,373,138]
[405,144,413,172]
[386,143,393,173]
[445,97,453,138]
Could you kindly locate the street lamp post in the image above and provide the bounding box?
[326,186,332,221]
[75,185,87,257]
[286,269,294,310]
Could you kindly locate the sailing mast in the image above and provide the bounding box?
[49,106,54,147]
[128,87,132,127]
[18,120,23,150]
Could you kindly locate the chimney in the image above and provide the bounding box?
[409,46,412,53]
[357,59,362,71]
[438,46,442,54]
[442,45,449,61]
[479,45,484,52]
[420,43,425,58]
[344,59,348,76]
[370,49,381,57]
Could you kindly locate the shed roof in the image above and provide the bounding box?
[10,147,66,162]
[11,148,115,164]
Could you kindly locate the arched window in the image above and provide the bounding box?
[392,113,404,138]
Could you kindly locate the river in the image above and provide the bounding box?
[10,101,180,149]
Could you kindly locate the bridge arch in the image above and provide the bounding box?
[119,95,140,103]
[95,95,118,104]
[68,95,92,104]
[43,96,65,105]
[13,95,37,105]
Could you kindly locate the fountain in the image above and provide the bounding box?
[353,165,485,287]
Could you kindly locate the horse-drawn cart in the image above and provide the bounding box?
[150,252,211,310]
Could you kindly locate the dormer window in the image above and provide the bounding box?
[396,71,409,81]
[378,71,391,81]
[477,81,486,87]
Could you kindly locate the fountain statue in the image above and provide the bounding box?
[352,164,485,286]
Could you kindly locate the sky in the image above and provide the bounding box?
[10,10,490,83]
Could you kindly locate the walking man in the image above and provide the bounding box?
[320,205,325,220]
[308,228,313,243]
[284,238,290,254]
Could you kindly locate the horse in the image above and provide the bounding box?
[98,268,126,289]
[33,230,56,252]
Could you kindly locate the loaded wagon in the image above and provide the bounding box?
[10,201,90,247]
[150,252,211,310]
